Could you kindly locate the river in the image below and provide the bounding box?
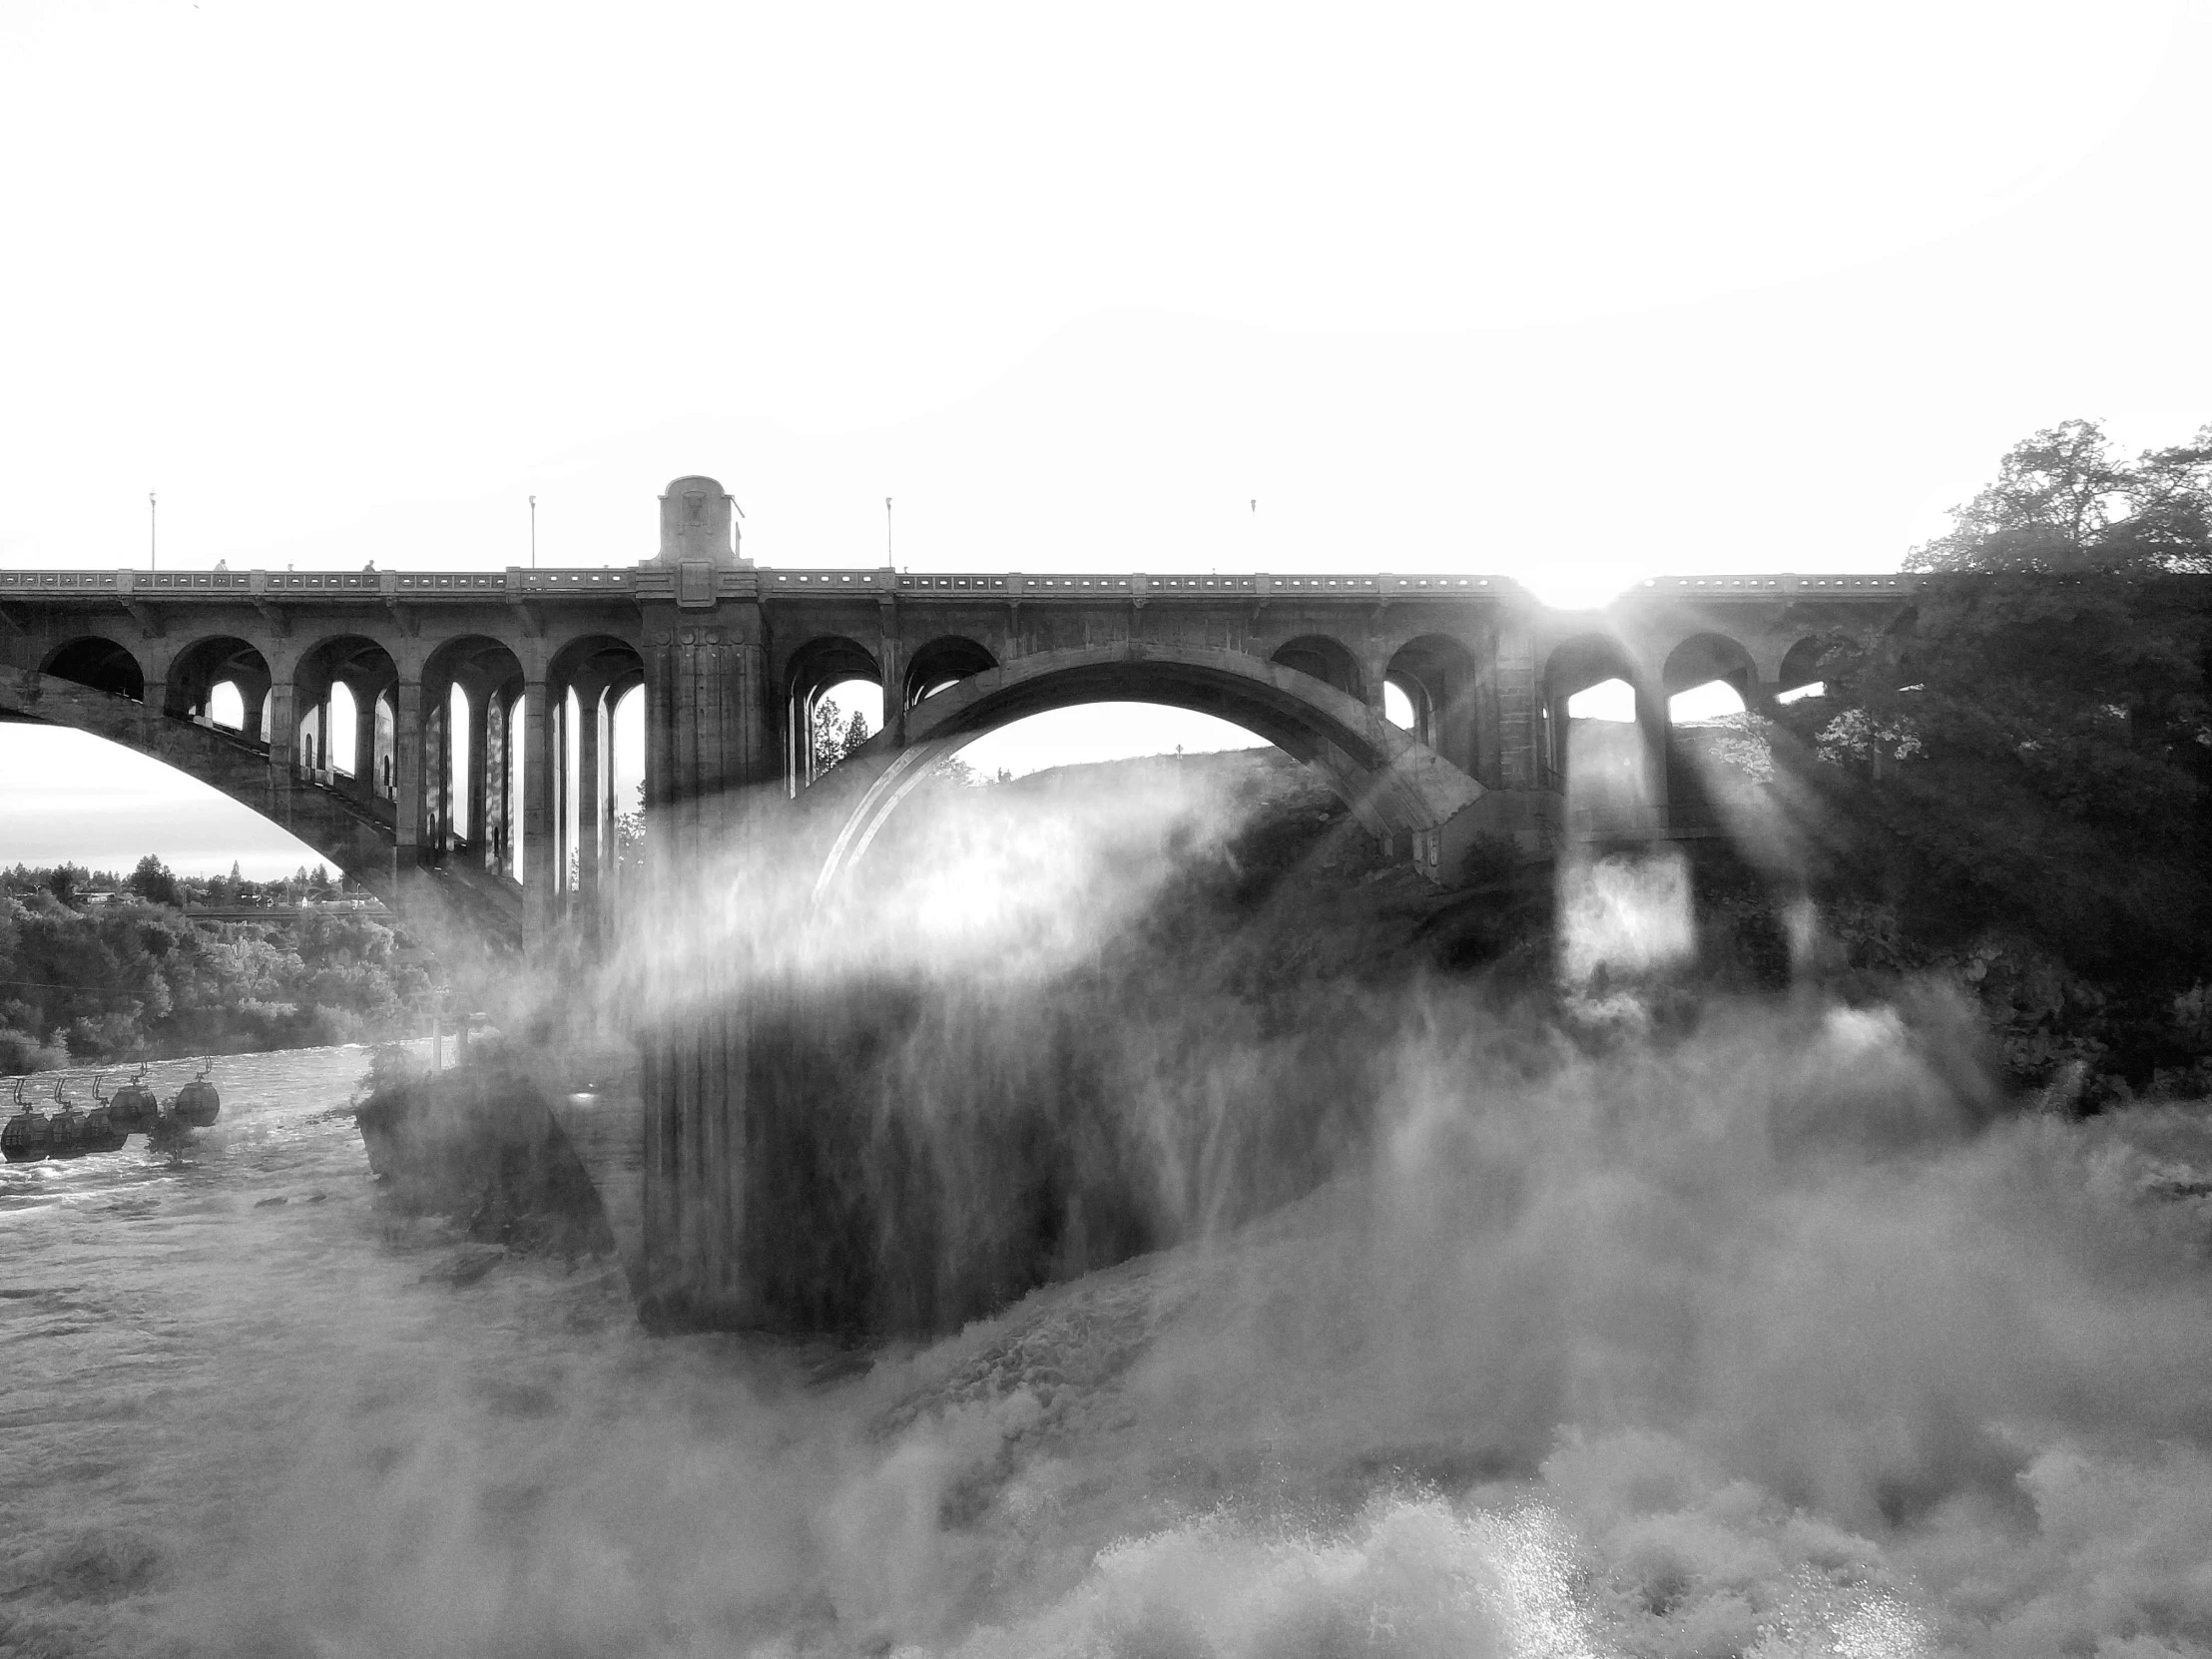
[5,1025,2212,1657]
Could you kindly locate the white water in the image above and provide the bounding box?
[6,1029,2212,1657]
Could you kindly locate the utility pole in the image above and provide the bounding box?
[529,495,537,569]
[149,491,158,571]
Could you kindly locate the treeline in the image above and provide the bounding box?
[0,857,435,1074]
[3,854,345,912]
[1736,419,2212,1099]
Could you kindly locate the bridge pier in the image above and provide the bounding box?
[630,478,784,1328]
[394,680,424,890]
[139,676,168,761]
[351,674,379,811]
[266,679,297,831]
[521,676,555,948]
[1634,672,1672,826]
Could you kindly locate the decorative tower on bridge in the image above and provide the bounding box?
[636,475,778,1328]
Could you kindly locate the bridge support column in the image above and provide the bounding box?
[266,682,297,827]
[877,610,904,747]
[348,678,379,806]
[1493,624,1540,791]
[1361,647,1389,721]
[1634,675,1672,827]
[140,679,167,758]
[573,677,605,905]
[394,680,424,882]
[521,677,555,950]
[640,995,752,1329]
[636,591,775,1329]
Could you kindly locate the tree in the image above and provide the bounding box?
[810,697,871,772]
[930,756,990,788]
[44,864,86,908]
[1905,418,2212,574]
[613,783,647,877]
[1768,420,2212,1088]
[127,854,180,908]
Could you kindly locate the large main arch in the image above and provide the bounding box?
[805,642,1496,891]
[0,667,399,896]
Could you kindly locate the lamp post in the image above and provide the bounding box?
[529,495,537,569]
[149,491,158,571]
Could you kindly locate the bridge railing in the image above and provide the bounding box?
[0,568,642,598]
[2,565,1945,605]
[1634,574,1932,596]
[755,570,1515,597]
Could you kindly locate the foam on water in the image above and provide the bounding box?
[4,976,2212,1654]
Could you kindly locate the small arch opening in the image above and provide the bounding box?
[327,682,358,776]
[374,692,396,799]
[1667,679,1748,724]
[813,678,881,771]
[1779,634,1859,705]
[1270,635,1363,701]
[904,637,998,710]
[291,635,399,797]
[209,682,246,731]
[166,636,272,738]
[42,638,145,701]
[1566,678,1636,722]
[507,690,526,882]
[785,636,883,792]
[1541,634,1654,822]
[449,682,473,844]
[1382,634,1477,769]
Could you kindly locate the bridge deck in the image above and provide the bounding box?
[0,564,1937,607]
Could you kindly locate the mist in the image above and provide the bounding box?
[11,756,2212,1658]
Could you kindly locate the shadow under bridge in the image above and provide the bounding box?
[805,641,1496,892]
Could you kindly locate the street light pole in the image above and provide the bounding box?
[529,495,537,569]
[149,491,158,571]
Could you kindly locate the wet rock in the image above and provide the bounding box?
[417,1246,505,1287]
[355,1063,615,1260]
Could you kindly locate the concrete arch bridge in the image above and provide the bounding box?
[3,475,1941,1325]
[3,486,1929,952]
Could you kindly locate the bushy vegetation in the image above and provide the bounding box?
[0,858,435,1073]
[1761,419,2212,1097]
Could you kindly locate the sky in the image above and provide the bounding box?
[3,0,2209,872]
